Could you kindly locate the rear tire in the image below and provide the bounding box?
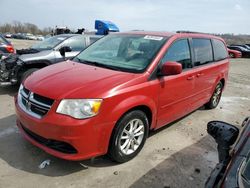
[109,110,149,163]
[205,82,223,109]
[20,68,39,83]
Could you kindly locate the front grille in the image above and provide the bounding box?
[18,85,54,119]
[22,125,77,154]
[33,93,54,106]
[22,87,29,96]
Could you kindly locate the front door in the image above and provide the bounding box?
[156,38,196,128]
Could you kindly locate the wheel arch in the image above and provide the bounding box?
[23,60,51,69]
[108,95,157,130]
[18,60,50,78]
[117,105,153,129]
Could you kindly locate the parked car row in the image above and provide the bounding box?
[228,44,250,58]
[13,31,230,163]
[0,34,15,55]
[4,32,45,41]
[227,48,242,58]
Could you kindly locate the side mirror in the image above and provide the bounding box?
[160,61,182,76]
[59,46,72,57]
[207,121,239,162]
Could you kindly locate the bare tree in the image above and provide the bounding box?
[0,21,52,35]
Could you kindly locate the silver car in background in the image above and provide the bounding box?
[0,34,101,86]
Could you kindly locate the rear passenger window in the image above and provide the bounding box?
[193,39,213,66]
[213,39,228,61]
[161,39,192,69]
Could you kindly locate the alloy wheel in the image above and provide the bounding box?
[212,85,222,106]
[119,119,145,155]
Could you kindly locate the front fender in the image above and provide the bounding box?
[106,94,158,129]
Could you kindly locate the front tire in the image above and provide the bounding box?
[109,110,149,163]
[205,82,223,109]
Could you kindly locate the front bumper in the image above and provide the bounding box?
[0,58,19,85]
[15,97,115,161]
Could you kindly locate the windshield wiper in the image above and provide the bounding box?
[75,58,122,71]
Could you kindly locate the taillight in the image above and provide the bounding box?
[6,45,15,53]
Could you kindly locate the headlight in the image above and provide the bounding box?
[56,99,102,119]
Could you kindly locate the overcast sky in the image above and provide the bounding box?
[0,0,249,34]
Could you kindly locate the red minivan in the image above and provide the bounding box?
[15,31,229,163]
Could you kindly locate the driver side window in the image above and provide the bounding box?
[161,39,192,69]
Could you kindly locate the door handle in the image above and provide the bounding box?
[187,76,194,80]
[196,73,204,77]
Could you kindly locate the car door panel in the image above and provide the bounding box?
[156,70,196,128]
[155,38,197,128]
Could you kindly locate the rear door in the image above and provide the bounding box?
[189,38,215,109]
[190,38,228,109]
[157,38,196,127]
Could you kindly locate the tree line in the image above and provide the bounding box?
[0,21,53,35]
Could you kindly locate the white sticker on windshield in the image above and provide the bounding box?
[57,37,66,40]
[144,35,163,41]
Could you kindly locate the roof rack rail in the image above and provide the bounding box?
[176,30,209,34]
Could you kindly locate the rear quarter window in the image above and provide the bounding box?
[212,39,228,61]
[193,38,213,66]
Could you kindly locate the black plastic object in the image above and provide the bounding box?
[59,46,72,57]
[207,121,239,162]
[16,48,40,55]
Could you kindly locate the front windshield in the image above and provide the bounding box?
[31,35,68,50]
[74,34,167,73]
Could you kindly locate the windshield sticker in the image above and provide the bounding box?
[144,35,163,41]
[57,37,66,40]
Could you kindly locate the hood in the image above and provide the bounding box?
[19,50,52,62]
[24,61,141,99]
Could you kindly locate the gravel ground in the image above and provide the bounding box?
[0,40,249,188]
[9,38,38,49]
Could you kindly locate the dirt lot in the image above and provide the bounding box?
[0,40,250,188]
[9,38,38,49]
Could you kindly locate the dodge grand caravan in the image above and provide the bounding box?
[15,31,229,163]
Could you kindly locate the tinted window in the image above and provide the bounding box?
[63,36,85,51]
[213,39,228,61]
[161,39,192,69]
[193,38,213,66]
[229,47,240,51]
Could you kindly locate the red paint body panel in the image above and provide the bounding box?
[15,32,229,160]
